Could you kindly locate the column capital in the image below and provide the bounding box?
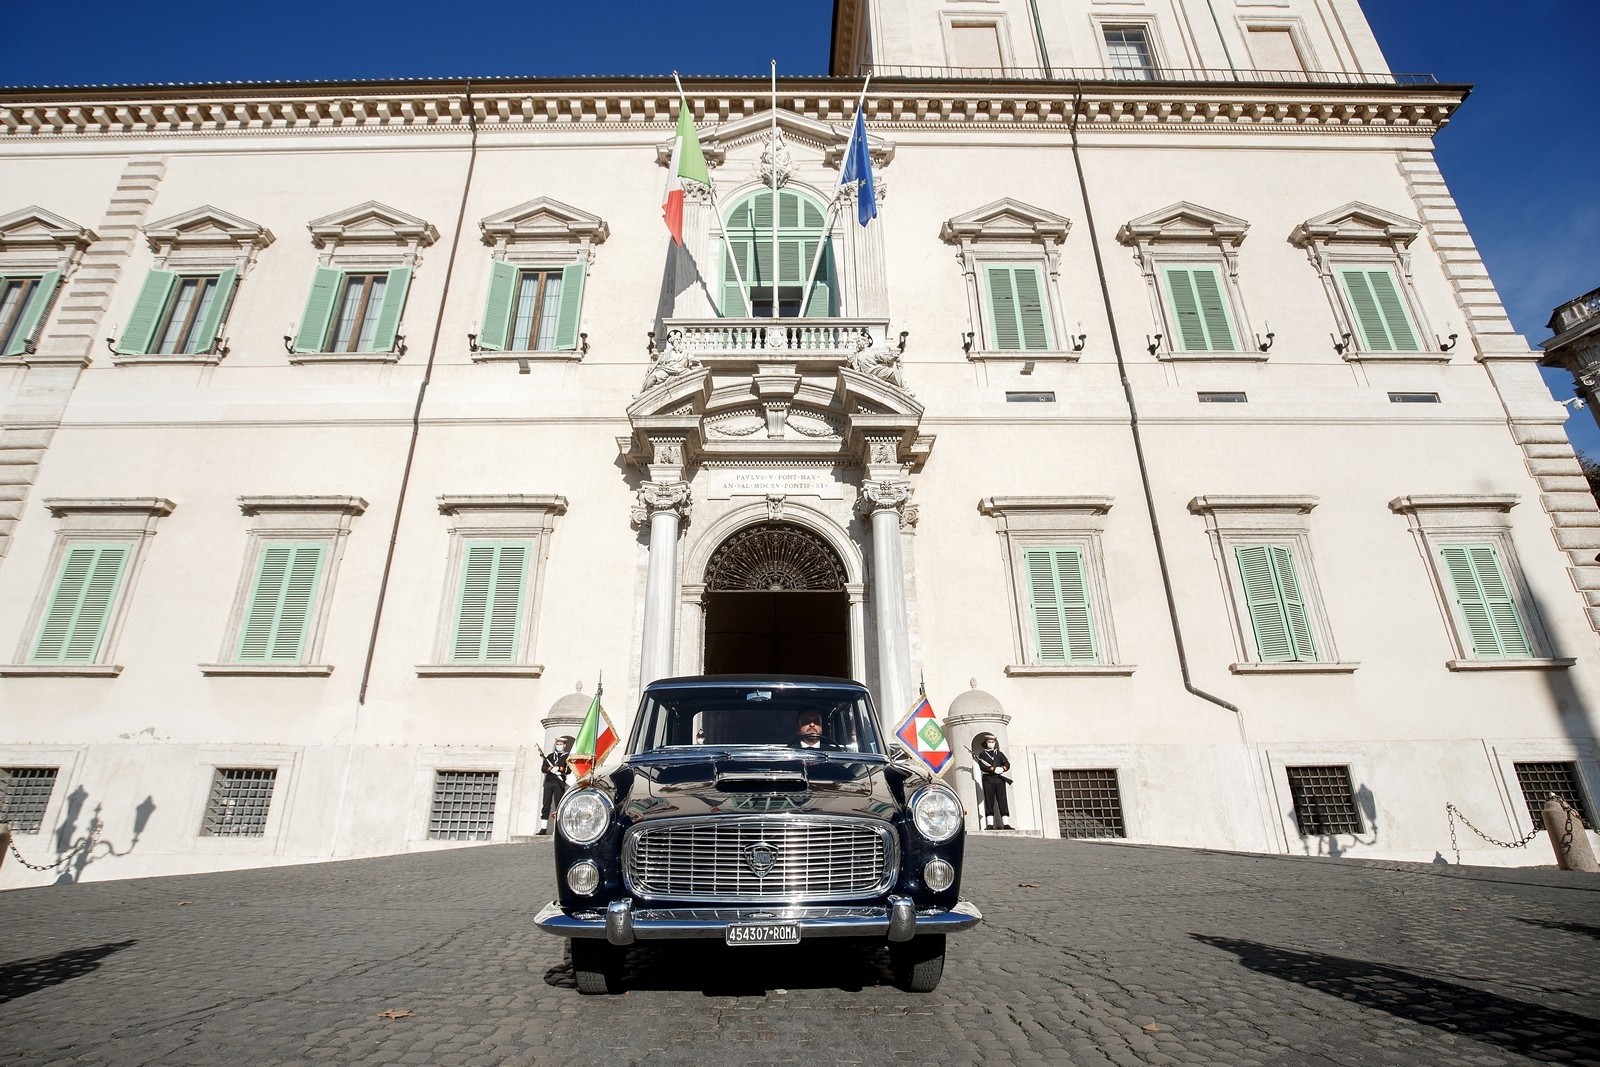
[856,478,914,525]
[631,480,692,529]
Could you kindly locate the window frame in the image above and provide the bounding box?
[718,186,838,320]
[406,746,519,846]
[1333,260,1424,355]
[1262,747,1376,852]
[1118,203,1261,361]
[475,197,606,364]
[0,205,95,365]
[1237,18,1319,78]
[0,745,85,836]
[187,746,300,855]
[940,13,1018,72]
[941,199,1073,364]
[1096,19,1162,80]
[1488,742,1600,840]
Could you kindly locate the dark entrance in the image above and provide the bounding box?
[701,523,850,678]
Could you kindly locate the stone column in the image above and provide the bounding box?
[841,180,889,318]
[673,183,716,319]
[858,478,914,723]
[633,470,691,687]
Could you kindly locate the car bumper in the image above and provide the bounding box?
[535,896,983,945]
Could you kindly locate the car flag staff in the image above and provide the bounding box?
[667,73,751,317]
[799,75,875,319]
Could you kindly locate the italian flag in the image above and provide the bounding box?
[663,100,710,246]
[570,688,618,779]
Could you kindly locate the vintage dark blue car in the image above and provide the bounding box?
[534,675,981,993]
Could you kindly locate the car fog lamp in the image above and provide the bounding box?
[923,858,955,892]
[911,786,962,842]
[558,790,611,845]
[566,860,600,896]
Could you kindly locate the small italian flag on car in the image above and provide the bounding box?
[895,690,952,774]
[570,684,618,778]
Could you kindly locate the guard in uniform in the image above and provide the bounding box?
[976,736,1013,830]
[539,738,570,834]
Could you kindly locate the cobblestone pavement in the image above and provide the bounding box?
[1,838,1597,1066]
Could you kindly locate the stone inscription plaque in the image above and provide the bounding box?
[707,468,843,500]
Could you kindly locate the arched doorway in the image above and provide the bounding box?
[702,523,850,677]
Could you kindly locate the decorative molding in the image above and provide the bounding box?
[631,480,692,528]
[1230,661,1360,674]
[0,205,97,254]
[238,495,368,517]
[198,663,334,677]
[44,497,175,518]
[143,204,274,254]
[1388,494,1517,516]
[1188,495,1318,517]
[479,197,609,248]
[1445,658,1575,672]
[415,664,546,678]
[1117,201,1248,249]
[308,200,437,250]
[1290,202,1421,249]
[1005,664,1137,677]
[940,198,1071,246]
[0,663,123,677]
[436,494,568,517]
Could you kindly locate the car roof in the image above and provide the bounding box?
[644,674,869,694]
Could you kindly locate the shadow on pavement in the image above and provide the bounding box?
[1514,917,1600,941]
[0,941,137,1005]
[546,940,890,997]
[1193,934,1600,1064]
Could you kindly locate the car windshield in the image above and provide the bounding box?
[629,684,885,755]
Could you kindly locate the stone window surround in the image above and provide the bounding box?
[1260,745,1375,852]
[473,197,608,364]
[187,745,302,854]
[938,10,1020,70]
[417,494,568,677]
[1091,13,1167,74]
[0,206,97,366]
[1,497,175,678]
[0,745,87,834]
[1487,740,1600,838]
[940,199,1074,363]
[406,746,521,847]
[1234,15,1320,73]
[1027,744,1143,841]
[1187,495,1357,674]
[113,205,275,367]
[1387,494,1572,671]
[979,496,1134,676]
[1117,202,1262,362]
[199,496,367,677]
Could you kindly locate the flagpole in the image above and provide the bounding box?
[672,73,751,318]
[769,60,780,320]
[799,74,872,318]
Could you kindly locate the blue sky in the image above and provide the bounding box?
[6,0,1595,451]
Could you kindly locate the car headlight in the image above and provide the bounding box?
[558,789,612,845]
[911,786,962,842]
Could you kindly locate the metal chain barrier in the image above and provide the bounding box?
[5,821,101,873]
[1446,796,1582,865]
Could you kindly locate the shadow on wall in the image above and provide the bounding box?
[1193,934,1600,1064]
[0,940,137,1005]
[43,787,156,885]
[1296,781,1380,860]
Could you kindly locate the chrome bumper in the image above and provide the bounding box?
[534,896,983,945]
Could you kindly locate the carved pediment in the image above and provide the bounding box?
[1117,201,1249,248]
[308,200,438,249]
[0,206,96,252]
[144,205,272,252]
[1291,202,1420,248]
[480,197,609,246]
[940,198,1071,245]
[656,107,894,170]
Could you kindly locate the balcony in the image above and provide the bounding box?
[855,64,1438,88]
[658,317,891,368]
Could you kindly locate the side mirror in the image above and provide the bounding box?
[888,744,913,764]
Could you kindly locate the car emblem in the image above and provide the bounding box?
[742,841,780,878]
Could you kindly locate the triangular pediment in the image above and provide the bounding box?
[144,205,273,251]
[1117,201,1249,247]
[308,200,438,249]
[0,206,96,251]
[1292,202,1420,247]
[940,198,1071,245]
[480,197,609,245]
[656,107,894,170]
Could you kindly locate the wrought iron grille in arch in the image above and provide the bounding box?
[705,524,846,592]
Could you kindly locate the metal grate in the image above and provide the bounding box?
[705,523,846,591]
[1514,762,1593,828]
[201,768,277,837]
[428,770,498,841]
[1285,765,1363,836]
[1053,769,1126,839]
[1,767,59,834]
[625,817,896,901]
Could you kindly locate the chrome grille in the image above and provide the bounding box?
[624,816,897,902]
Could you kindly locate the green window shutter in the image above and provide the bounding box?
[477,261,518,352]
[236,542,326,663]
[369,266,412,353]
[1013,265,1050,350]
[119,270,178,355]
[31,543,132,663]
[721,240,751,316]
[1268,544,1317,661]
[985,266,1023,350]
[1024,548,1098,664]
[450,541,530,663]
[553,262,586,351]
[1163,268,1209,352]
[1236,544,1295,662]
[803,281,831,318]
[293,267,344,353]
[5,270,63,357]
[1339,268,1418,352]
[190,267,237,356]
[1440,544,1532,658]
[1191,267,1235,351]
[1366,269,1419,352]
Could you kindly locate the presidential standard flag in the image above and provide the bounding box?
[662,101,711,246]
[570,686,618,778]
[840,108,877,226]
[894,691,952,774]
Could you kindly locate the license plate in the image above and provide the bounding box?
[725,922,800,946]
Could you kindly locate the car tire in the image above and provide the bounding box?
[889,934,946,993]
[570,939,623,995]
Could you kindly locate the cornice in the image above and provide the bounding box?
[0,81,1468,140]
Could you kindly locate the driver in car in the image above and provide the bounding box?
[790,709,842,750]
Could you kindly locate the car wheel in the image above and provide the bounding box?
[889,934,946,993]
[570,939,623,995]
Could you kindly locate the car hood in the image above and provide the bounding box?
[614,751,910,823]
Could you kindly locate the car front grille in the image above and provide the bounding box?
[624,816,897,902]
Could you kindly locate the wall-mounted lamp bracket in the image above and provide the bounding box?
[1332,332,1353,355]
[467,333,481,353]
[1438,332,1458,353]
[1256,331,1275,353]
[897,330,909,354]
[1071,333,1087,352]
[579,332,589,356]
[961,331,974,355]
[1146,333,1163,356]
[647,331,657,356]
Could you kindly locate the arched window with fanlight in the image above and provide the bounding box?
[720,188,836,318]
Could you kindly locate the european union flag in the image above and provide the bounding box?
[841,109,877,227]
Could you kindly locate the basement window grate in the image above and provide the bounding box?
[1388,392,1440,403]
[1053,768,1126,839]
[202,768,277,837]
[1285,765,1362,836]
[429,770,499,841]
[1514,762,1593,828]
[1006,391,1057,403]
[1198,391,1247,403]
[1,767,59,834]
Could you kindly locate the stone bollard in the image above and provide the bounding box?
[0,821,10,870]
[1541,796,1598,873]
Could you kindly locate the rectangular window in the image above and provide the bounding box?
[477,261,587,353]
[1513,762,1594,828]
[1024,547,1098,664]
[329,273,388,352]
[1163,267,1236,352]
[1438,544,1533,659]
[450,541,530,664]
[1338,268,1420,352]
[153,275,220,355]
[511,270,563,351]
[1389,392,1439,404]
[292,266,411,355]
[428,770,499,840]
[1006,391,1056,403]
[0,274,60,356]
[1198,391,1247,403]
[1234,544,1316,662]
[1104,27,1155,80]
[201,768,277,837]
[236,542,326,663]
[0,767,59,834]
[31,543,132,664]
[983,265,1051,351]
[722,190,833,319]
[1285,765,1362,835]
[1053,769,1126,839]
[119,268,237,357]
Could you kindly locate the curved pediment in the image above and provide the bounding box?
[480,197,610,245]
[940,198,1071,245]
[1291,202,1420,247]
[144,205,273,252]
[308,200,438,249]
[0,206,96,252]
[1117,201,1249,248]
